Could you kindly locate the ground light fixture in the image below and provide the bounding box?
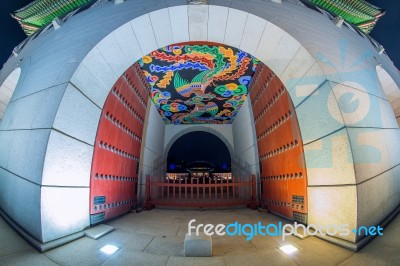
[279,244,298,254]
[100,244,119,255]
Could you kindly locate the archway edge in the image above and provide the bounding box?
[376,65,400,126]
[70,5,324,110]
[0,67,21,122]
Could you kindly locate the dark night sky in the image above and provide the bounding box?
[368,0,400,68]
[0,1,33,67]
[167,131,231,165]
[0,1,399,69]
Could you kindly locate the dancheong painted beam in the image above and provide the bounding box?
[12,0,92,35]
[12,0,384,35]
[304,0,384,33]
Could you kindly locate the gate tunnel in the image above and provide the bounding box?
[88,42,308,224]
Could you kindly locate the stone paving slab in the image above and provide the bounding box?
[0,250,57,266]
[85,224,114,240]
[184,233,212,257]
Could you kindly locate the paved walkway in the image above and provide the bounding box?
[0,208,399,265]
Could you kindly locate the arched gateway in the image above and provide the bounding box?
[0,1,399,251]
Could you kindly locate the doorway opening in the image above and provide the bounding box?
[145,131,257,208]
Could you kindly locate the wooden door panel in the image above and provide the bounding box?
[251,64,308,223]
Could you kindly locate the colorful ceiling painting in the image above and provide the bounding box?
[139,43,259,124]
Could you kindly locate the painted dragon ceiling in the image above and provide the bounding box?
[139,43,259,124]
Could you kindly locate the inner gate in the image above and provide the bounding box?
[146,131,257,208]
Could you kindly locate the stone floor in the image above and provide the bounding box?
[0,208,399,265]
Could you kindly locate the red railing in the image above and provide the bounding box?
[145,175,258,209]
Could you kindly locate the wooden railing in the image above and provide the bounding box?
[145,175,258,209]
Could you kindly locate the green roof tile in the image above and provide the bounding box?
[13,0,92,35]
[305,0,384,33]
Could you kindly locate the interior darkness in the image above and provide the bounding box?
[167,131,231,173]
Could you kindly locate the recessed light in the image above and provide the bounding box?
[279,244,298,254]
[100,244,119,255]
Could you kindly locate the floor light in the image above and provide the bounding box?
[100,244,119,255]
[279,244,298,254]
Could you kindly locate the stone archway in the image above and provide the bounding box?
[71,5,349,242]
[0,2,399,249]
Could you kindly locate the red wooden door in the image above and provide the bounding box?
[250,64,308,224]
[89,63,149,224]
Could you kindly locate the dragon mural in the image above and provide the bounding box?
[139,43,259,124]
